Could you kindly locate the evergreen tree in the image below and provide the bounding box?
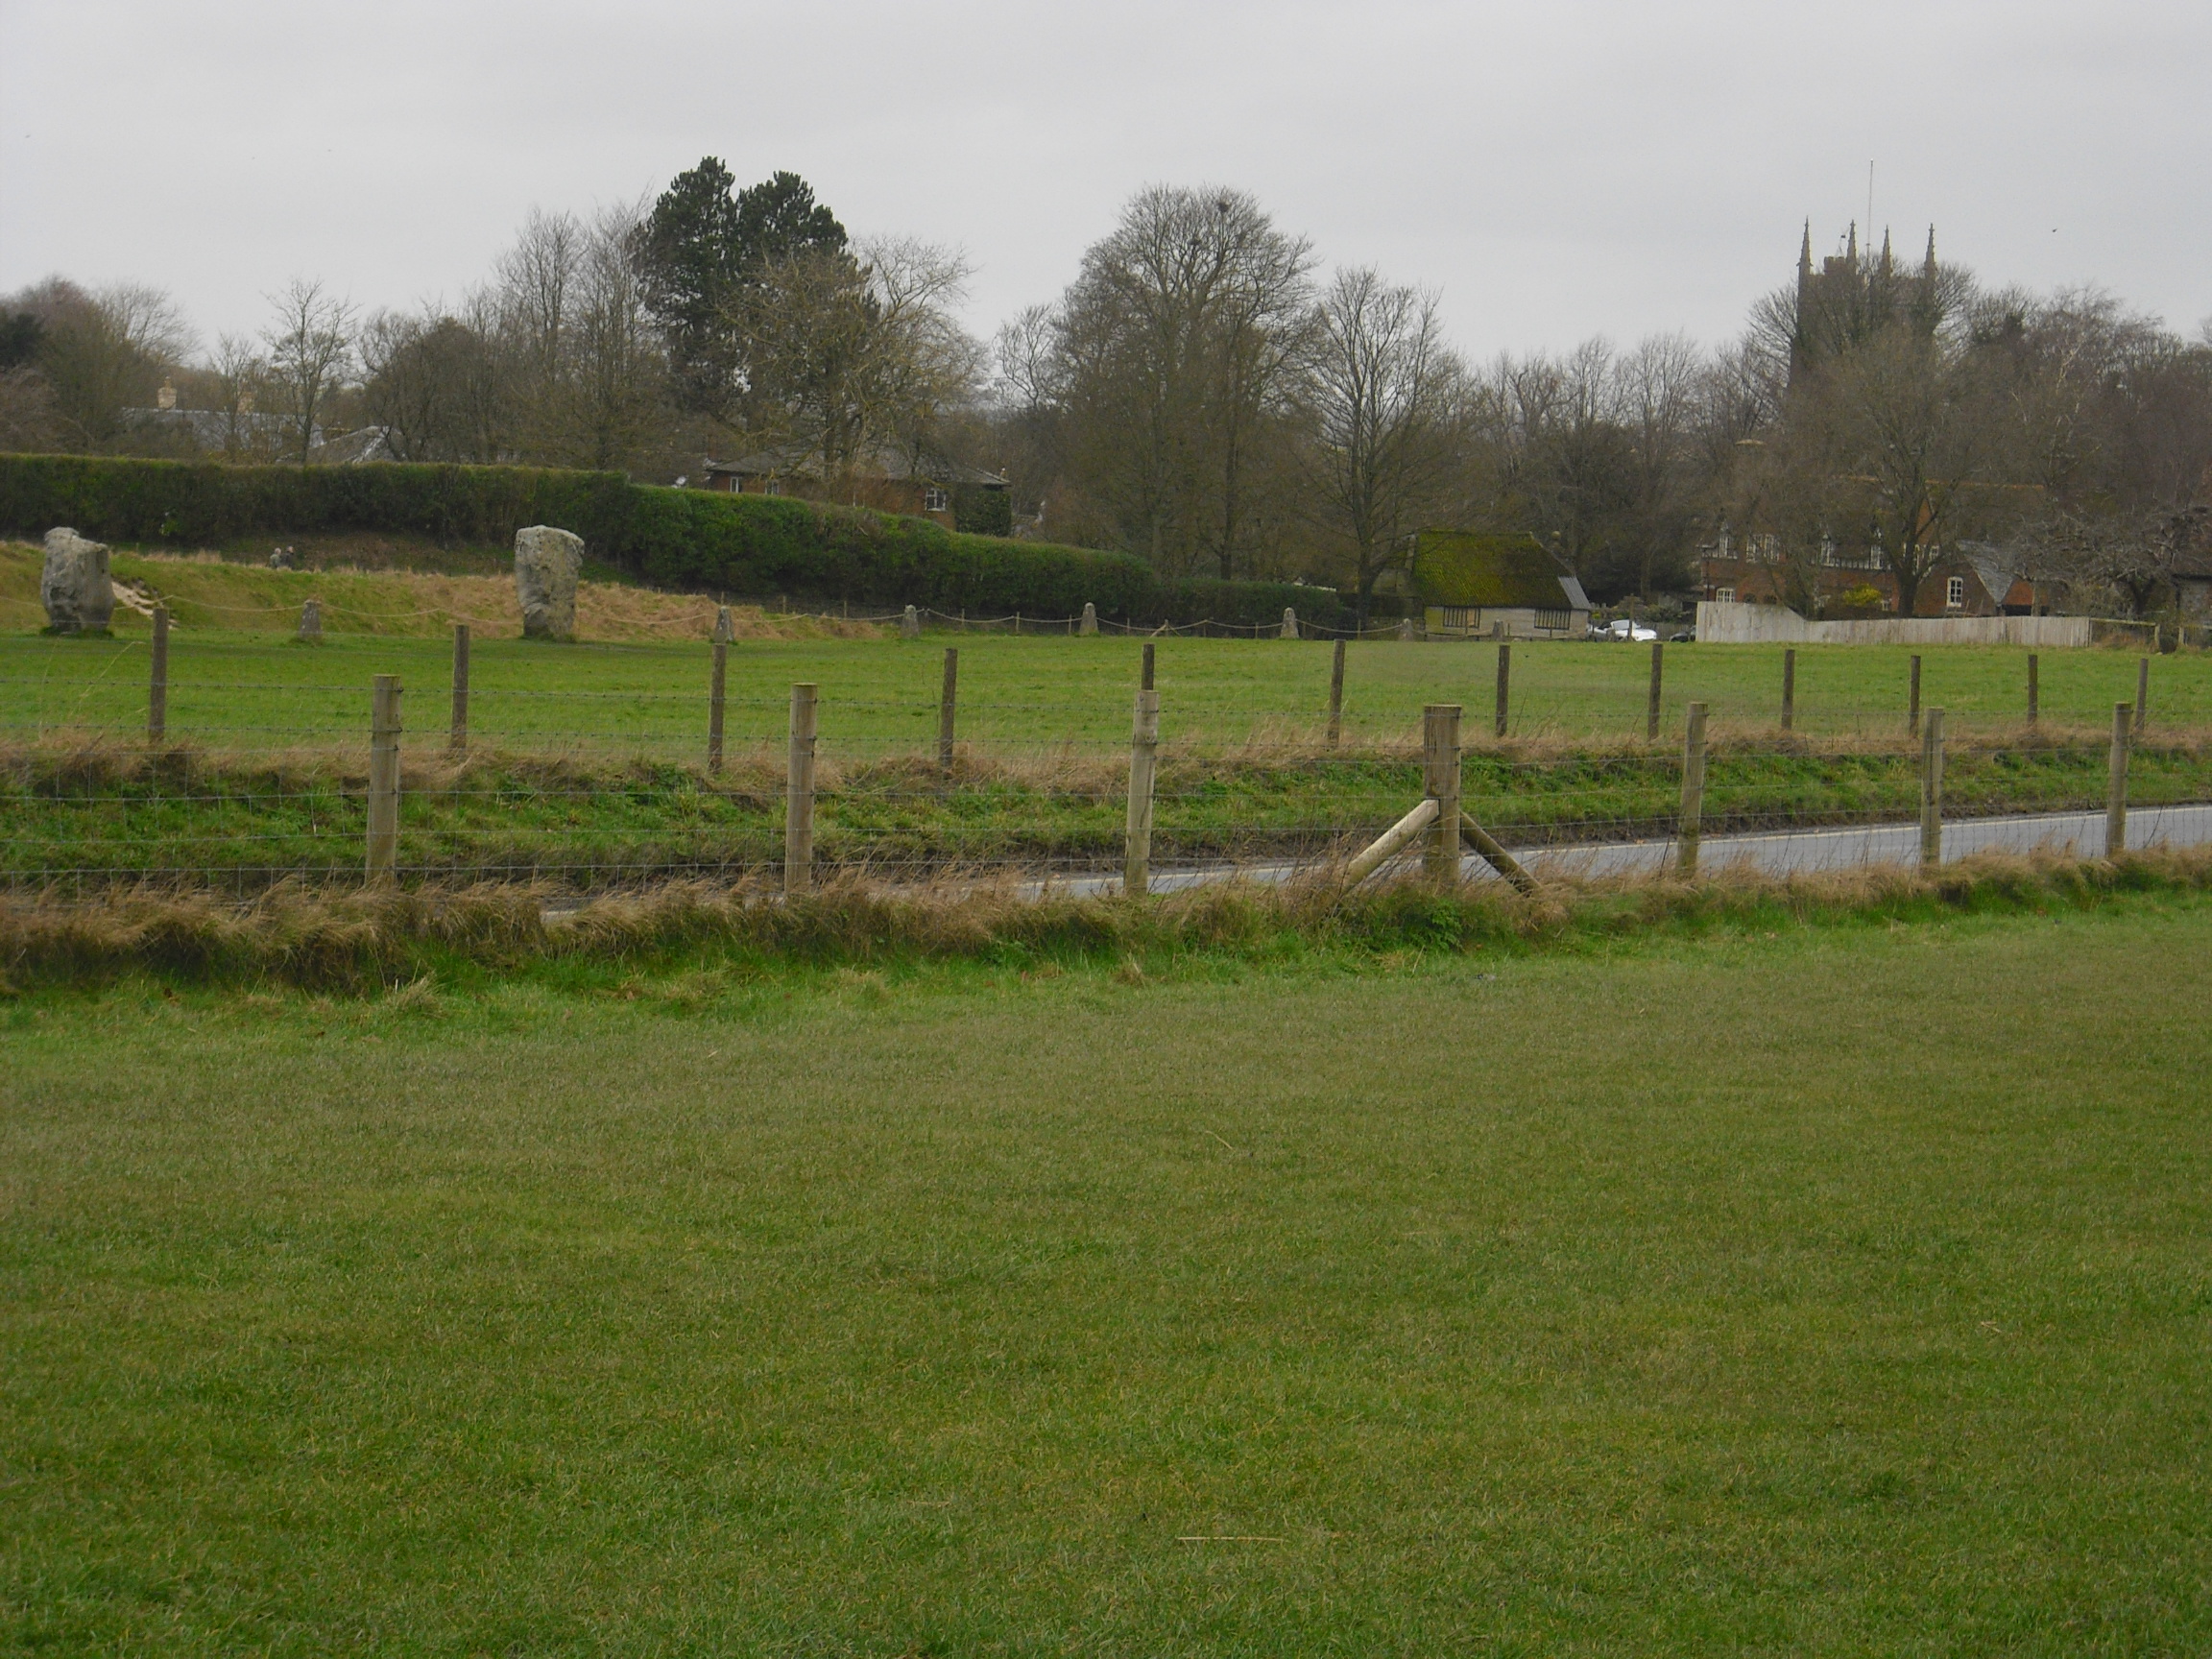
[733,171,849,272]
[634,161,851,421]
[635,157,745,417]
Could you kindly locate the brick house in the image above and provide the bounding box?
[700,442,1009,532]
[1696,534,2041,616]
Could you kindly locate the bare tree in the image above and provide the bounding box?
[1472,340,1636,587]
[261,278,356,464]
[494,207,585,384]
[1791,323,2017,613]
[552,204,666,472]
[1050,186,1313,576]
[7,276,194,448]
[205,333,277,460]
[728,236,982,474]
[1299,266,1466,620]
[359,301,508,463]
[1616,332,1707,598]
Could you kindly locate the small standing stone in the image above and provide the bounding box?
[1280,607,1298,640]
[39,528,114,634]
[514,524,584,641]
[902,605,922,638]
[1079,602,1098,636]
[299,597,323,642]
[1397,617,1415,640]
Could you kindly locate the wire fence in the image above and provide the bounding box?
[4,629,2208,897]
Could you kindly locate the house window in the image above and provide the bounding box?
[924,485,950,513]
[1715,587,1736,604]
[1946,576,1965,609]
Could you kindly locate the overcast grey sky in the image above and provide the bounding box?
[4,0,2206,364]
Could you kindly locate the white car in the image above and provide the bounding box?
[1599,618,1658,641]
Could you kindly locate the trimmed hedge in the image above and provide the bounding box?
[0,453,632,553]
[0,453,1351,629]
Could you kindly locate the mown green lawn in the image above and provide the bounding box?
[3,626,2198,757]
[4,903,2209,1653]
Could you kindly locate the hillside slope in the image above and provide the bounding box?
[0,544,881,641]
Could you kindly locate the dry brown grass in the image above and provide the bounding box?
[4,847,2206,994]
[0,542,884,641]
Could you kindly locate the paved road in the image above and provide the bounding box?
[1034,802,2212,899]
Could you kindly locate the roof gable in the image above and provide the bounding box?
[705,442,1005,488]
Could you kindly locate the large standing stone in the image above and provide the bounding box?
[40,528,115,634]
[514,525,583,641]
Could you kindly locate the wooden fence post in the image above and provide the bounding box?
[937,647,958,772]
[1494,643,1511,739]
[367,675,402,883]
[784,684,817,894]
[1142,640,1155,691]
[1328,637,1346,747]
[2027,653,2039,726]
[147,603,169,742]
[1646,639,1663,740]
[708,637,728,773]
[1677,702,1707,876]
[448,623,469,754]
[1125,686,1161,896]
[2136,657,2150,733]
[1909,654,1922,736]
[1781,647,1796,732]
[1424,704,1463,883]
[2108,701,2130,857]
[1919,708,1944,870]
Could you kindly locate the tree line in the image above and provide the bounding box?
[4,165,2208,615]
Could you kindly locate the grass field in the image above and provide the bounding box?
[4,545,2200,752]
[7,608,2207,886]
[4,900,2210,1652]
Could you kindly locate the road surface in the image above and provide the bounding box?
[1033,802,2212,899]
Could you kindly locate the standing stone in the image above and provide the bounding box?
[1280,607,1299,640]
[713,605,734,644]
[39,528,114,634]
[902,605,922,638]
[1397,617,1415,640]
[514,524,583,641]
[1079,602,1098,637]
[299,597,323,643]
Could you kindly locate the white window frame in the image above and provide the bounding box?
[923,485,950,514]
[1714,587,1736,604]
[1946,576,1966,609]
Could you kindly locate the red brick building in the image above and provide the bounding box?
[1697,534,2040,617]
[700,443,1008,531]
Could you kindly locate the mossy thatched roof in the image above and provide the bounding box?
[1412,530,1588,610]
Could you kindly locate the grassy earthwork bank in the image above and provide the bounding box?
[4,887,2211,1651]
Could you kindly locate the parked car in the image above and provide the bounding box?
[1669,628,1695,643]
[1599,618,1658,642]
